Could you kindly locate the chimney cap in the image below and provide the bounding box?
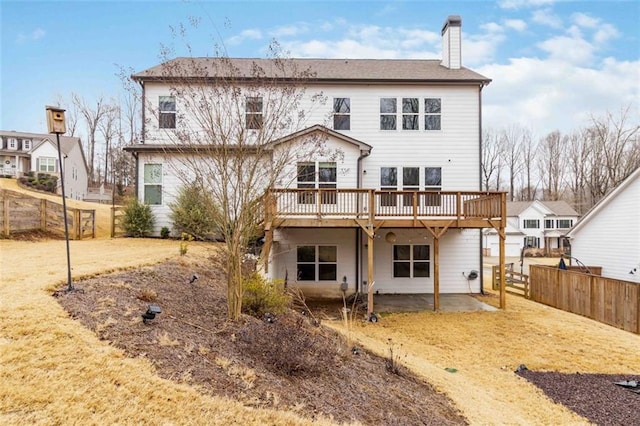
[442,15,462,35]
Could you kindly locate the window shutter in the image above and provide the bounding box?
[56,159,60,173]
[36,158,40,171]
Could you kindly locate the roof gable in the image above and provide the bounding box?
[268,124,372,152]
[568,166,640,236]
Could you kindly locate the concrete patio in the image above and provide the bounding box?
[372,293,498,313]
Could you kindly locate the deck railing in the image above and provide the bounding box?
[266,189,503,221]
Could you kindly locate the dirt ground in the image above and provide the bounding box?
[2,179,640,424]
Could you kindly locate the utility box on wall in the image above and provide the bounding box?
[46,106,66,134]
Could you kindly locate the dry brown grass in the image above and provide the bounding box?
[326,286,640,425]
[0,238,330,425]
[3,178,639,424]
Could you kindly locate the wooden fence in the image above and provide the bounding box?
[530,265,639,334]
[110,206,126,238]
[492,264,530,298]
[0,189,95,239]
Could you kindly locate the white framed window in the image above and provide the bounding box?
[38,157,56,172]
[380,98,397,130]
[297,161,337,204]
[523,219,539,229]
[524,236,539,248]
[22,139,32,151]
[380,166,398,206]
[143,163,162,205]
[297,245,337,281]
[393,244,430,278]
[402,98,419,130]
[424,98,441,130]
[544,219,554,229]
[556,219,573,228]
[159,96,176,129]
[424,167,442,206]
[245,96,263,130]
[333,98,350,130]
[8,138,18,149]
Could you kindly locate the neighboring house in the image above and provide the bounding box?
[0,130,89,200]
[127,16,507,305]
[567,166,640,283]
[483,200,580,257]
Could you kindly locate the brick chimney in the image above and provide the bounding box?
[441,15,462,69]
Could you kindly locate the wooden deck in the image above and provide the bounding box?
[264,189,504,229]
[261,188,508,315]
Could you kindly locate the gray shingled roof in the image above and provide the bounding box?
[132,57,491,84]
[506,200,580,217]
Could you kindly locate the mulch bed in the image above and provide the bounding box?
[517,370,640,425]
[54,257,467,425]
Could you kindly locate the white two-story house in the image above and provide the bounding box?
[483,200,580,257]
[0,130,89,200]
[126,16,508,312]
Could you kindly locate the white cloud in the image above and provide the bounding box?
[269,24,309,38]
[478,57,640,136]
[481,22,504,33]
[593,23,620,45]
[16,27,45,44]
[498,0,555,10]
[537,34,595,65]
[504,19,527,32]
[571,12,599,29]
[226,29,262,46]
[531,8,563,29]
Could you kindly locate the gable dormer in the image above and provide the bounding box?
[22,139,32,151]
[7,137,18,151]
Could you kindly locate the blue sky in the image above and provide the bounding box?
[2,0,639,138]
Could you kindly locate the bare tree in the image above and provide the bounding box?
[517,128,538,201]
[98,103,119,186]
[481,128,503,191]
[54,94,80,137]
[563,130,591,213]
[500,125,526,201]
[135,42,330,320]
[72,94,109,183]
[538,130,567,201]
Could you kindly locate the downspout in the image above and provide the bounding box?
[135,79,145,200]
[356,148,371,295]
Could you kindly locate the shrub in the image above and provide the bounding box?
[122,198,155,237]
[160,226,170,239]
[242,273,290,318]
[169,183,218,240]
[238,314,335,376]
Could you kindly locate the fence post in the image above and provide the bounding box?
[3,192,10,235]
[40,199,46,231]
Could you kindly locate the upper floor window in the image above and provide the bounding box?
[8,138,18,149]
[297,161,337,204]
[380,166,398,206]
[333,98,350,130]
[523,219,539,229]
[22,139,32,151]
[297,245,337,281]
[159,96,176,129]
[424,98,441,130]
[424,167,442,206]
[544,219,554,229]
[245,96,263,130]
[402,98,419,130]
[393,244,430,278]
[143,163,162,205]
[38,157,56,173]
[556,219,573,228]
[380,98,397,130]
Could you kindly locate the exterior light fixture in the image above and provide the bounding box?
[142,305,162,323]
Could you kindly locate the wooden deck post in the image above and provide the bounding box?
[434,235,440,311]
[499,193,507,309]
[367,231,374,318]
